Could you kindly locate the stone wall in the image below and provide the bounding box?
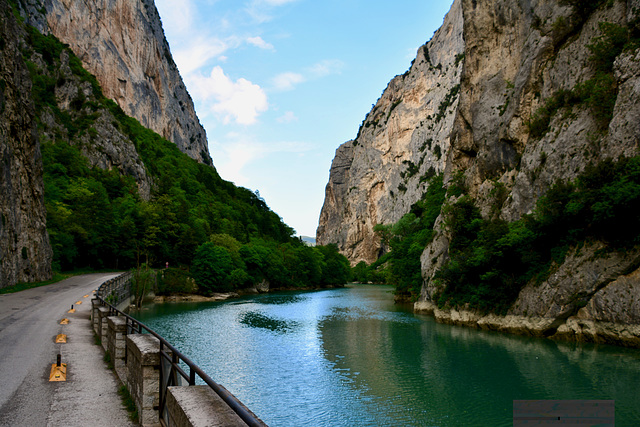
[92,279,264,427]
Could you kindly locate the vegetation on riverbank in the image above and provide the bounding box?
[158,239,350,295]
[351,174,447,297]
[357,155,640,312]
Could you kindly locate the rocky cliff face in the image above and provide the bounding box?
[317,0,464,264]
[41,0,211,164]
[0,1,52,287]
[1,0,200,287]
[319,0,640,346]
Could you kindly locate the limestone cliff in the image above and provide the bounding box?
[317,0,464,263]
[1,0,201,287]
[319,0,640,346]
[0,1,52,287]
[40,0,211,164]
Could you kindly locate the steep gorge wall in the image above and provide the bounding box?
[40,0,211,164]
[1,0,201,287]
[317,0,464,264]
[0,1,52,287]
[419,0,640,346]
[319,0,640,345]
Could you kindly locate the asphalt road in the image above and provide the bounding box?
[0,273,133,426]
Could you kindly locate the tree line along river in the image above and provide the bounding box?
[133,284,640,426]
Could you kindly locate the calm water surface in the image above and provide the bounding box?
[134,285,640,426]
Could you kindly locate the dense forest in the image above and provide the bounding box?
[20,15,350,293]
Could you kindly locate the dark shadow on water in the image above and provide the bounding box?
[240,311,300,333]
[258,294,306,305]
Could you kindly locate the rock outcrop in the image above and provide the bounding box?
[319,0,640,345]
[41,0,211,164]
[0,1,52,287]
[317,0,464,264]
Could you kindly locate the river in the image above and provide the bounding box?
[133,285,640,426]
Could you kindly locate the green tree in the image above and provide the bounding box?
[352,261,369,283]
[317,244,351,285]
[192,242,234,293]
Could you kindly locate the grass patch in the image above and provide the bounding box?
[117,384,139,423]
[0,268,121,294]
[93,332,101,347]
[103,350,114,370]
[0,272,70,294]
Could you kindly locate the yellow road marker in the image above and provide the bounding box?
[67,308,76,313]
[92,290,96,293]
[60,318,69,325]
[75,300,82,305]
[49,363,67,381]
[55,334,67,343]
[83,294,89,298]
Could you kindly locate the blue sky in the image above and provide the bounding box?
[155,0,454,238]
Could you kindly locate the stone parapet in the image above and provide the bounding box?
[107,315,128,380]
[91,299,100,334]
[126,334,162,427]
[165,385,255,427]
[97,306,110,350]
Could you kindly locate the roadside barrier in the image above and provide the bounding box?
[95,272,265,427]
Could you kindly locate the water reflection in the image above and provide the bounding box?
[134,285,640,426]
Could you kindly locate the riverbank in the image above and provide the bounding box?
[151,283,346,304]
[414,300,640,348]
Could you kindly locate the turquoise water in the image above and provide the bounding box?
[134,285,640,426]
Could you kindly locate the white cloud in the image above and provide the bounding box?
[188,66,268,125]
[246,36,274,50]
[172,36,231,75]
[271,59,343,92]
[156,0,196,34]
[212,134,312,185]
[272,72,305,91]
[245,0,298,23]
[277,111,298,123]
[307,59,344,78]
[261,0,297,5]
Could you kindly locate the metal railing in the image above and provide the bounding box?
[95,272,265,427]
[97,271,133,307]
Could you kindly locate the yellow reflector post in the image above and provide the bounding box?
[55,334,67,343]
[60,318,69,325]
[49,363,67,381]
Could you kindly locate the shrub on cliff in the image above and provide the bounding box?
[435,155,640,314]
[370,175,446,299]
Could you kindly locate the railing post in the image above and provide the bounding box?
[107,315,128,381]
[97,306,110,349]
[127,334,163,426]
